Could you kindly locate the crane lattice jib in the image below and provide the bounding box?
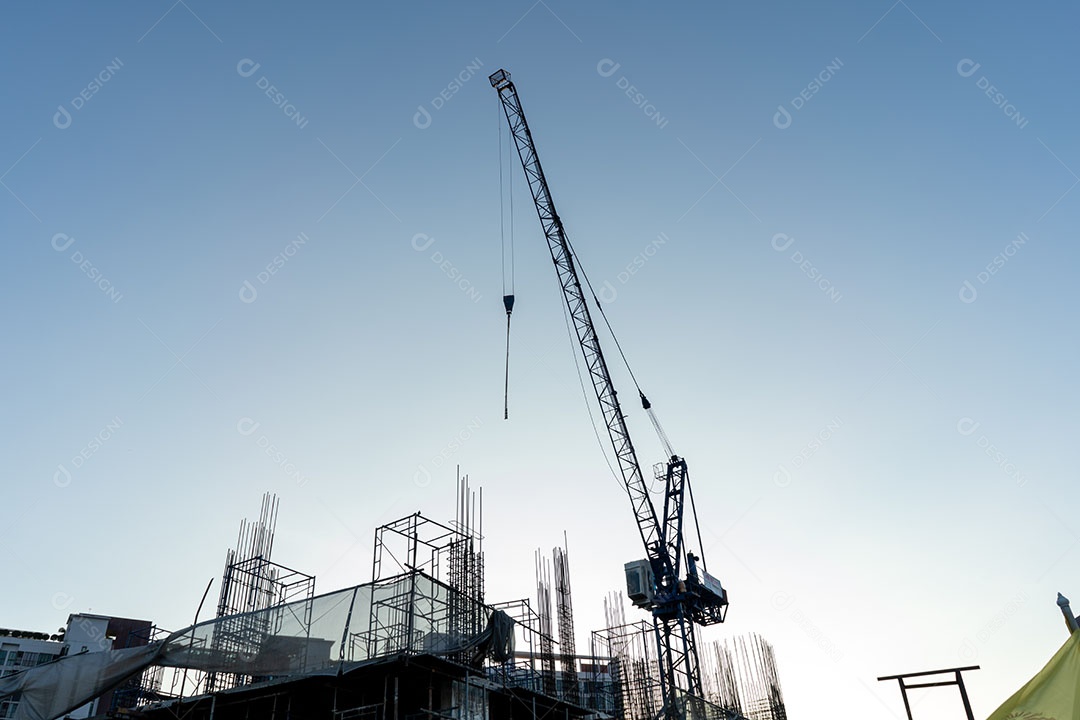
[490,70,669,580]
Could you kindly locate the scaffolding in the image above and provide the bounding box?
[9,483,785,720]
[372,474,486,667]
[207,493,316,692]
[486,598,543,694]
[593,596,773,720]
[593,617,661,720]
[110,624,168,709]
[127,571,612,715]
[352,570,491,664]
[482,596,614,713]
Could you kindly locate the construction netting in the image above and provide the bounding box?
[0,572,513,720]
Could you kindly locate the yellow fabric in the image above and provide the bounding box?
[987,631,1080,720]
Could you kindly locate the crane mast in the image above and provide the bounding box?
[489,69,728,720]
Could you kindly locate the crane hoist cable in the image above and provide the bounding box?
[492,76,667,449]
[559,282,624,490]
[500,102,515,420]
[563,234,676,459]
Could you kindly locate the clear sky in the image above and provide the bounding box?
[3,2,1078,717]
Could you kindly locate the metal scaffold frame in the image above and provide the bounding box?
[593,620,662,720]
[207,493,316,693]
[114,624,169,708]
[372,474,486,667]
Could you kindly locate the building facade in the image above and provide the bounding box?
[0,613,153,719]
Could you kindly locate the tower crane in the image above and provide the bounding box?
[489,69,729,720]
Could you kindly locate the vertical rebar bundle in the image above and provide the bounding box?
[553,536,580,704]
[700,639,742,715]
[449,472,485,662]
[702,634,786,720]
[535,551,557,697]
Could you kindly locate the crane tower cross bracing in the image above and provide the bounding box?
[489,68,729,720]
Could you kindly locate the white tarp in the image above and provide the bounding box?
[0,572,503,720]
[0,644,163,720]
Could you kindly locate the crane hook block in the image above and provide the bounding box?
[503,294,515,315]
[640,391,651,410]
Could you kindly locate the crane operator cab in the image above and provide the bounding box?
[625,555,728,624]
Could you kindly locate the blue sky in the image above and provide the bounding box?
[3,1,1079,717]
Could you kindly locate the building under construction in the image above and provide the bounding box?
[0,486,786,720]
